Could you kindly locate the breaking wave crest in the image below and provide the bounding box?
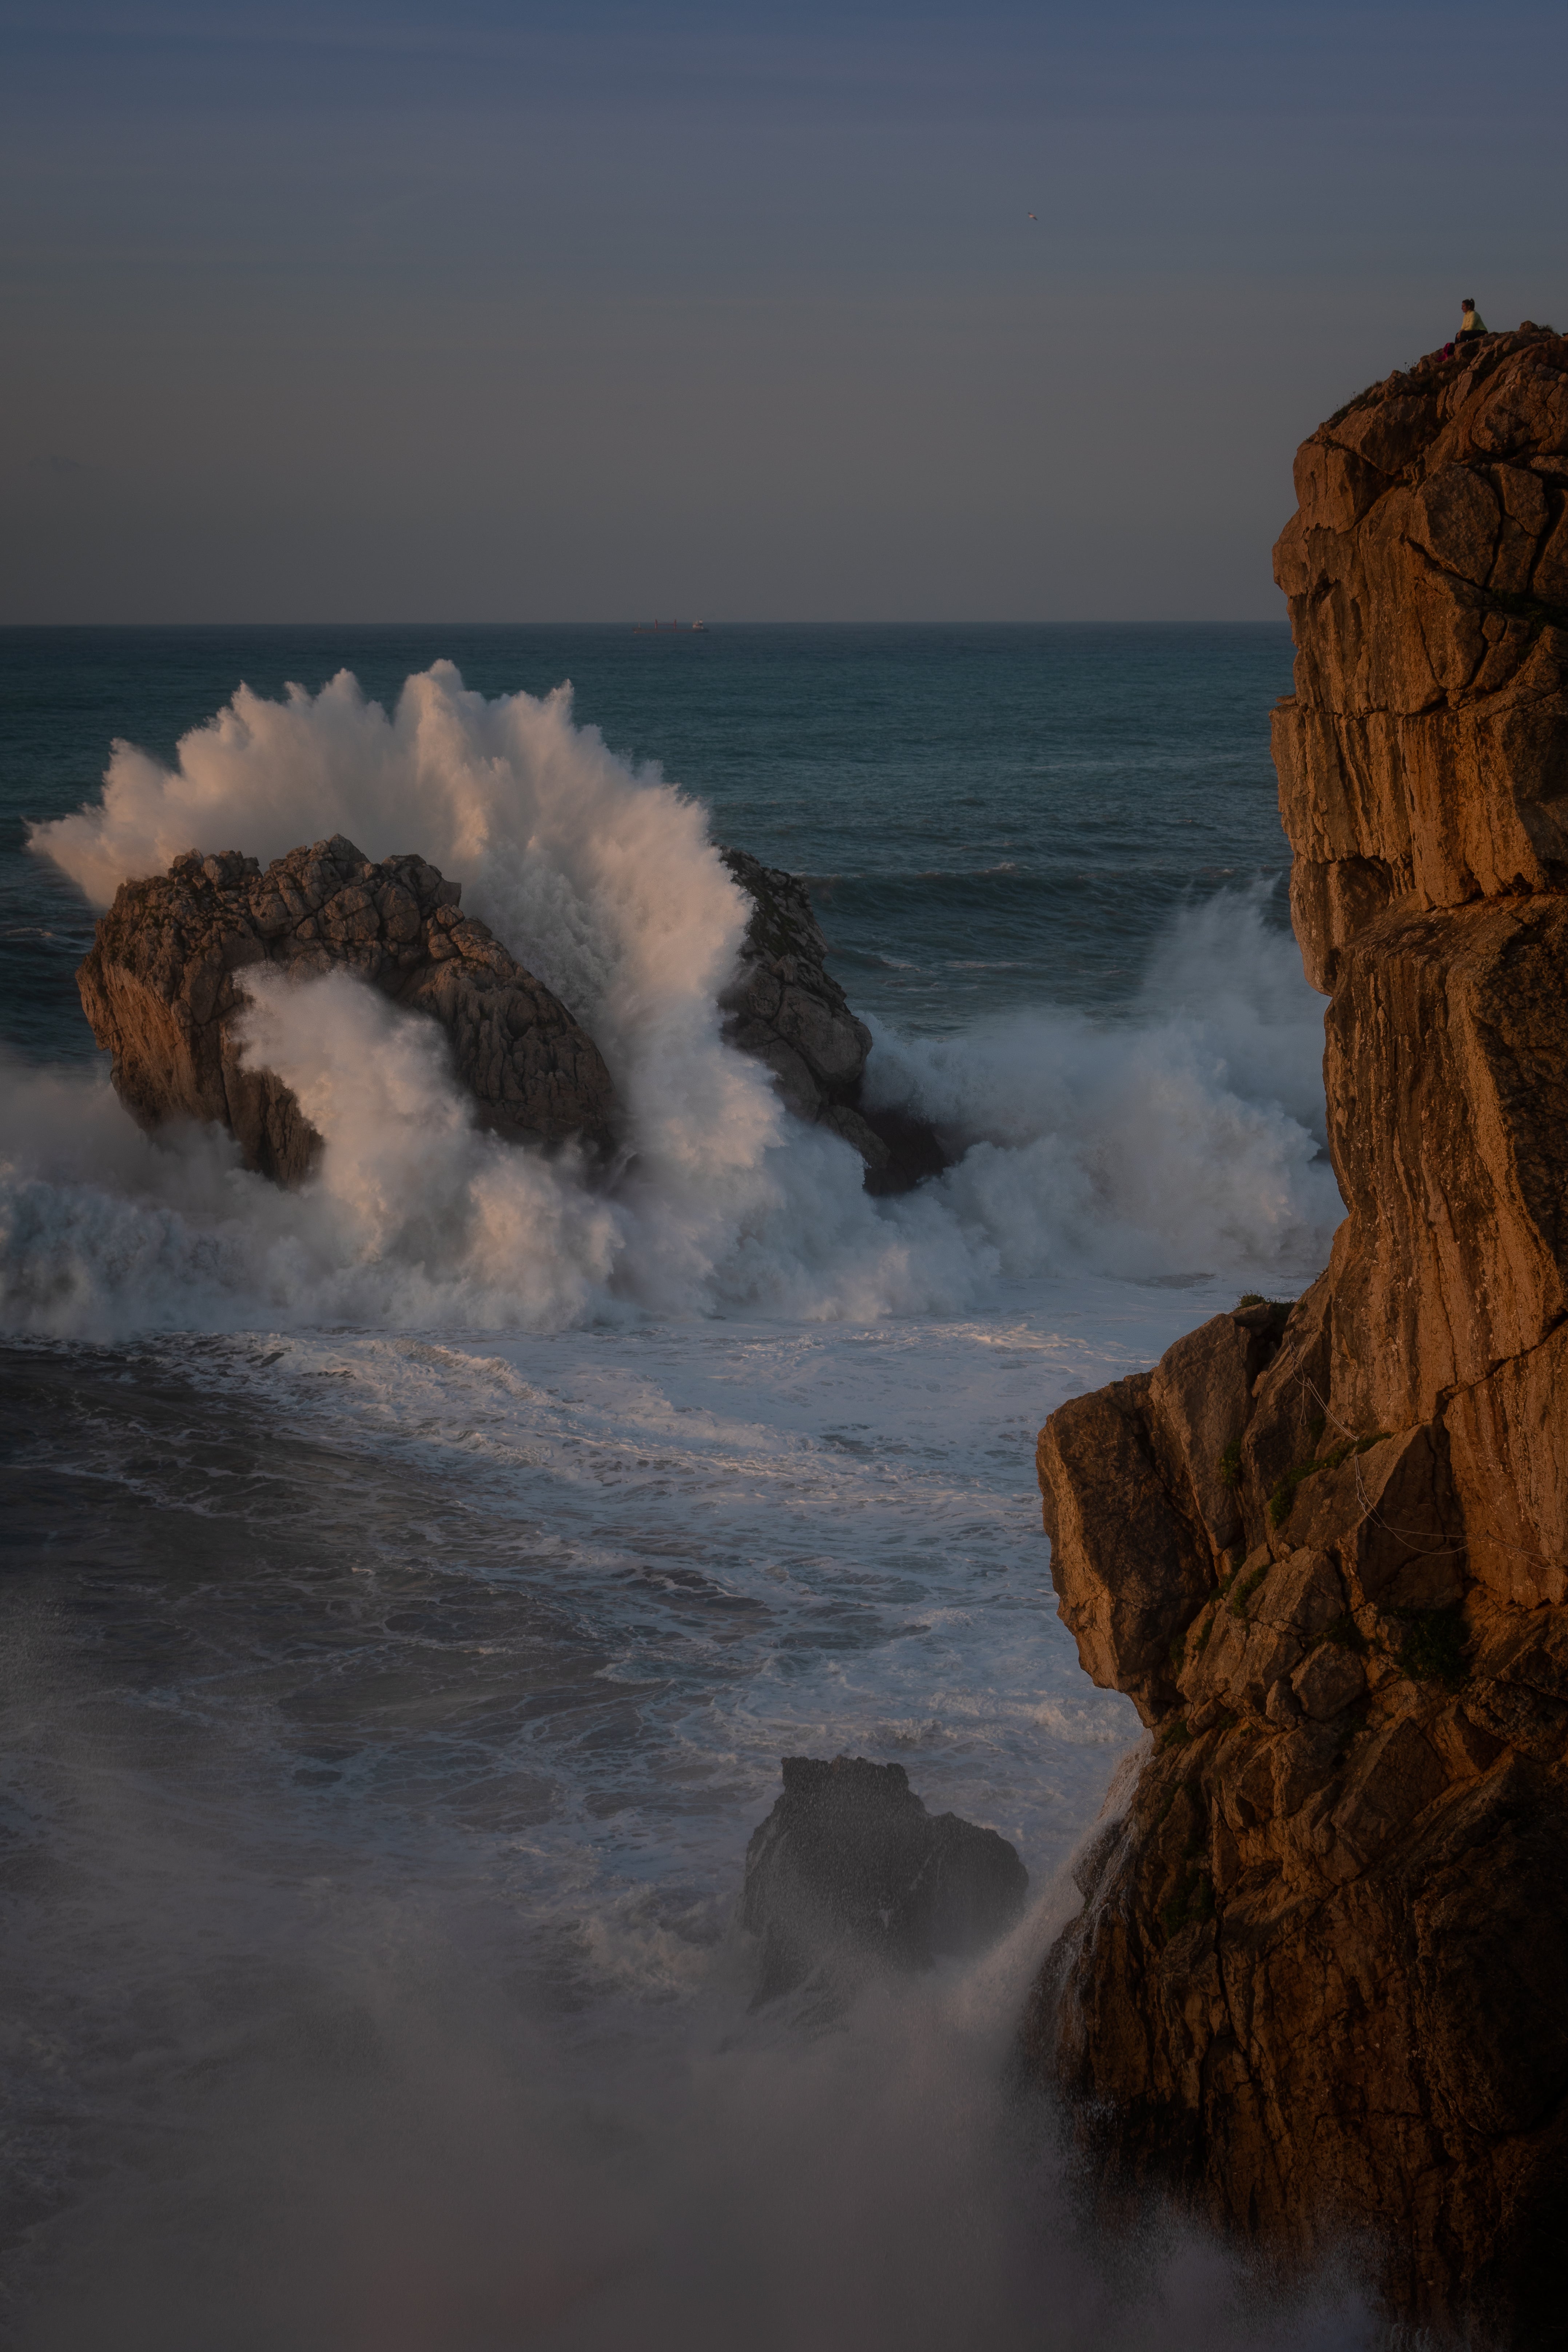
[10,664,1340,1339]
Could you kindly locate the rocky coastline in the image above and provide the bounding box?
[1025,326,1568,2345]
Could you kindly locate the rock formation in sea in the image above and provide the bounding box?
[720,847,950,1193]
[1023,325,1568,2346]
[78,831,948,1196]
[742,1754,1027,2003]
[77,835,618,1181]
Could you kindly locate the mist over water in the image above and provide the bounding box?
[0,633,1376,2347]
[3,1333,1373,2352]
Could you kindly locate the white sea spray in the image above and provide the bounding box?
[11,665,1339,1340]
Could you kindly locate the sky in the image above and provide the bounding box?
[3,0,1566,623]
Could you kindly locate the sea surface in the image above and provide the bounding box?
[0,626,1370,2349]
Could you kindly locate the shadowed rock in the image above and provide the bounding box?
[1024,326,1568,2348]
[77,836,618,1181]
[741,1754,1027,2003]
[719,848,951,1194]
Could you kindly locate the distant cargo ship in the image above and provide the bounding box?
[633,620,707,634]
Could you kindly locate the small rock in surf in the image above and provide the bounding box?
[740,1753,1027,2003]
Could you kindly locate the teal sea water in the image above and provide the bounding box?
[0,627,1372,2351]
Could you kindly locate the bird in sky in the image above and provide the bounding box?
[1027,212,1037,220]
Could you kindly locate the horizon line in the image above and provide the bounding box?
[0,615,1291,632]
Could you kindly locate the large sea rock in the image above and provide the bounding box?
[78,832,948,1197]
[1024,325,1568,2347]
[741,1754,1027,2002]
[77,835,618,1181]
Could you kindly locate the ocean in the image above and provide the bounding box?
[0,625,1368,2349]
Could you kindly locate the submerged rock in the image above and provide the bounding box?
[719,847,950,1193]
[1026,327,1568,2346]
[77,836,618,1181]
[741,1754,1027,2002]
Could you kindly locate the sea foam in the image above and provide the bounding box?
[11,663,1341,1340]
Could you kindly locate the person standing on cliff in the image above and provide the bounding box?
[1457,297,1487,345]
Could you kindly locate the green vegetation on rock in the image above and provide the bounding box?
[1394,1605,1470,1689]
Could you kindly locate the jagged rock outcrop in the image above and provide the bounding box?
[741,1754,1027,2003]
[720,848,950,1193]
[78,836,618,1181]
[1274,321,1568,993]
[1024,327,1568,2348]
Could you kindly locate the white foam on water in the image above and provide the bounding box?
[13,662,1340,1341]
[170,1278,1235,1893]
[2,666,1380,2345]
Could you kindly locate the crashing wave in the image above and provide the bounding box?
[8,663,1342,1340]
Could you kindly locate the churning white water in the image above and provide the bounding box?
[13,662,1338,1339]
[0,664,1373,2348]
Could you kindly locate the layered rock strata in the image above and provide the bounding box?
[78,835,618,1182]
[720,847,949,1193]
[1025,328,1568,2347]
[742,1754,1027,2003]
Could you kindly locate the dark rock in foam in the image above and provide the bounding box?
[719,847,950,1194]
[77,835,618,1181]
[741,1754,1027,2003]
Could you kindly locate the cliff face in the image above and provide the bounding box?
[1026,328,1568,2345]
[79,836,619,1180]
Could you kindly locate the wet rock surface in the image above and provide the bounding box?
[741,1755,1027,2002]
[719,847,950,1193]
[77,835,618,1181]
[1026,329,1568,2348]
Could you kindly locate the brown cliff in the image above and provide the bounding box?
[1024,326,1568,2346]
[78,836,619,1181]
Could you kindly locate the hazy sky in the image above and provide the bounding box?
[4,0,1566,622]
